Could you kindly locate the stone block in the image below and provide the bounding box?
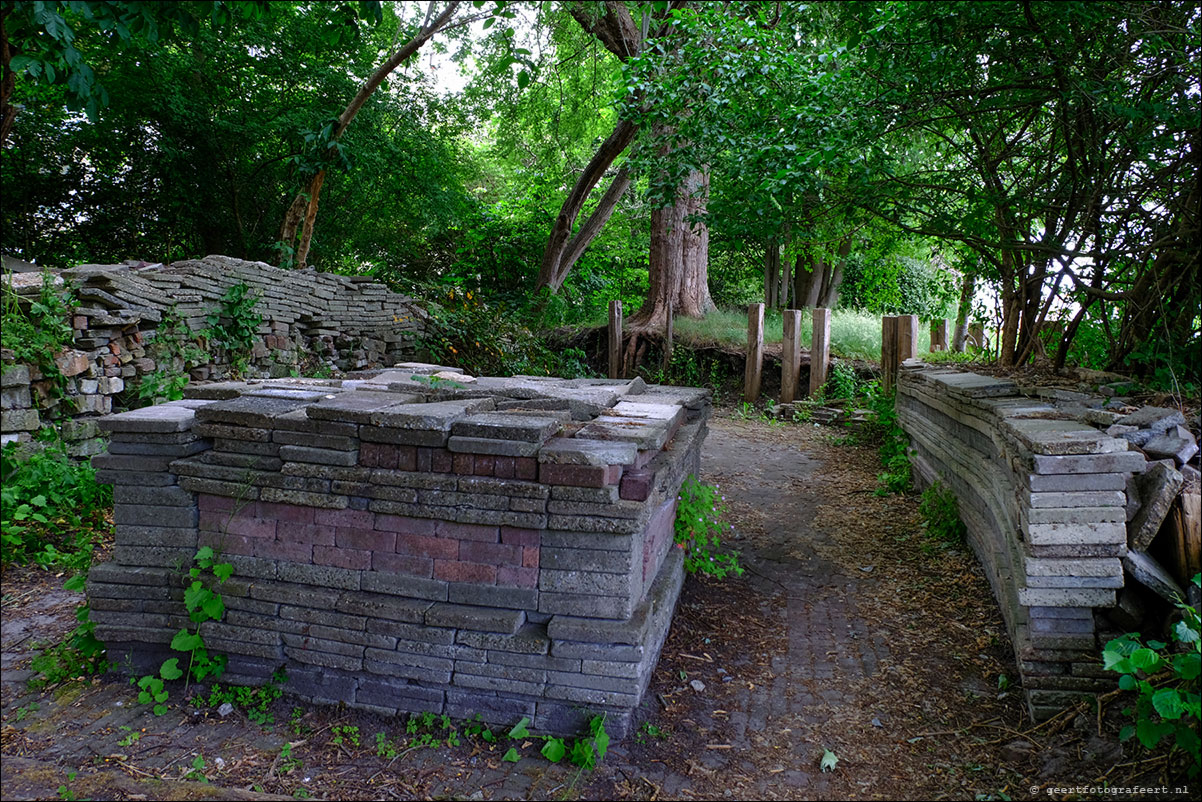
[1123,550,1185,602]
[1031,452,1146,475]
[1,408,40,431]
[1024,521,1126,546]
[1143,428,1198,465]
[196,395,311,427]
[1024,472,1126,493]
[1116,406,1186,432]
[538,438,637,467]
[1024,490,1126,508]
[1127,462,1184,550]
[425,603,524,634]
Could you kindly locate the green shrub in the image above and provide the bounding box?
[1,272,75,400]
[674,476,743,579]
[1103,574,1201,777]
[416,286,596,378]
[1,439,111,567]
[918,481,966,543]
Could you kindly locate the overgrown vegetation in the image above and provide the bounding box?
[1103,574,1201,778]
[674,475,743,579]
[1,273,75,400]
[918,481,966,545]
[203,282,262,378]
[136,306,207,404]
[0,437,111,566]
[135,546,233,715]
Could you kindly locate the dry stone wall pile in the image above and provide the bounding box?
[897,366,1200,720]
[86,366,710,737]
[1,256,424,455]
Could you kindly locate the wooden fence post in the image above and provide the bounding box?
[781,309,801,403]
[608,300,622,379]
[809,307,832,397]
[663,299,674,371]
[882,315,899,393]
[744,303,764,402]
[898,314,919,361]
[930,319,949,352]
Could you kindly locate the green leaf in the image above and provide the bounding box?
[541,738,566,763]
[501,747,520,763]
[1135,717,1170,749]
[1151,688,1185,720]
[508,717,530,739]
[1119,724,1135,742]
[1130,648,1162,671]
[1118,674,1137,690]
[63,574,86,592]
[516,70,530,90]
[170,629,203,653]
[820,749,838,772]
[201,595,225,621]
[194,546,215,563]
[159,658,184,680]
[212,562,234,582]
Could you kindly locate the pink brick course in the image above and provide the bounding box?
[396,532,459,561]
[372,552,434,577]
[434,559,496,584]
[335,527,396,552]
[314,545,371,570]
[497,565,539,588]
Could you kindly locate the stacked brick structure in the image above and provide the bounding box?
[896,367,1150,718]
[1,256,424,454]
[87,366,709,736]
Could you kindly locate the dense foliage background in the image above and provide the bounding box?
[2,0,1197,384]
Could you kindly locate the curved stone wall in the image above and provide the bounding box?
[897,367,1145,719]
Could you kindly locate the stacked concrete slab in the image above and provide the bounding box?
[2,256,425,453]
[896,367,1147,719]
[87,367,709,736]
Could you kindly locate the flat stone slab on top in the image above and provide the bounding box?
[538,437,638,467]
[1001,417,1129,456]
[97,400,208,433]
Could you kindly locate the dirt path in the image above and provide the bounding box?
[1,415,1187,800]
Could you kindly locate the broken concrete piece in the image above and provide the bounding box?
[1116,406,1186,433]
[1143,426,1198,466]
[1123,550,1186,603]
[1127,462,1184,550]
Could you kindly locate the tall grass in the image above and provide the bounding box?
[672,307,931,362]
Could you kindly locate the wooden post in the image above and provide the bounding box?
[663,299,674,371]
[744,303,764,402]
[930,319,949,352]
[608,300,622,379]
[781,309,801,403]
[881,315,899,393]
[809,307,832,397]
[898,314,919,361]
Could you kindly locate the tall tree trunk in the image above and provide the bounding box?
[535,0,687,293]
[278,1,465,268]
[952,272,975,352]
[630,168,713,330]
[536,122,636,291]
[818,236,852,309]
[763,236,780,307]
